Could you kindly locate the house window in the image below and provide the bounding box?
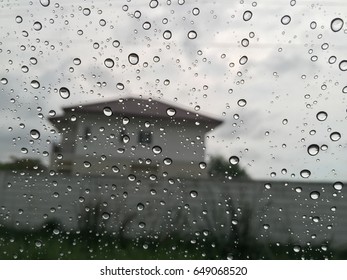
[138,131,152,144]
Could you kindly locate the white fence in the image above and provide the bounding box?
[0,171,346,248]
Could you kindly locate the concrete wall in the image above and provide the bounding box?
[0,170,346,249]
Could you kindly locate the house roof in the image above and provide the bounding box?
[50,97,223,128]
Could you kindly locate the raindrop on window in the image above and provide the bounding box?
[316,111,327,121]
[31,80,40,89]
[166,108,176,116]
[192,7,200,16]
[190,190,198,198]
[330,18,344,32]
[310,191,320,200]
[187,30,197,39]
[330,132,341,141]
[102,212,110,220]
[59,87,70,99]
[307,144,319,156]
[104,58,115,68]
[339,60,347,71]
[229,156,239,165]
[300,169,311,178]
[333,182,343,191]
[281,15,291,25]
[149,0,158,8]
[103,107,112,117]
[30,129,40,140]
[128,53,139,65]
[152,146,162,154]
[39,0,50,7]
[243,10,253,21]
[163,30,172,40]
[33,21,42,31]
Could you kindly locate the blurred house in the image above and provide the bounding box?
[49,97,222,178]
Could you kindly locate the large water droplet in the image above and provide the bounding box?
[1,78,8,85]
[229,156,239,165]
[333,181,343,191]
[152,146,162,154]
[40,0,50,7]
[35,240,42,248]
[21,147,28,154]
[83,8,91,16]
[112,166,120,173]
[116,83,124,90]
[342,86,347,94]
[190,190,198,198]
[307,144,319,156]
[243,10,253,21]
[300,169,311,178]
[15,16,23,23]
[84,161,91,168]
[339,60,347,71]
[239,56,248,65]
[149,0,158,8]
[103,107,112,117]
[59,87,70,99]
[102,212,110,220]
[30,129,40,140]
[163,30,172,40]
[199,162,207,169]
[316,111,327,121]
[328,56,337,64]
[187,30,197,39]
[163,158,172,165]
[192,7,200,16]
[330,18,344,32]
[104,58,114,68]
[166,108,176,116]
[330,132,341,141]
[31,80,40,89]
[310,191,320,200]
[112,40,120,48]
[293,245,301,253]
[33,21,42,31]
[142,21,151,30]
[237,99,247,107]
[137,203,144,211]
[73,58,81,65]
[128,53,139,65]
[281,15,291,25]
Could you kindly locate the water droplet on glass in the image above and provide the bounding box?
[310,191,320,200]
[295,187,302,193]
[190,190,198,198]
[137,203,144,211]
[31,80,40,89]
[73,58,81,65]
[112,40,120,48]
[239,56,248,65]
[103,107,112,117]
[307,144,319,156]
[163,30,172,40]
[33,21,42,31]
[328,56,337,64]
[237,99,247,107]
[166,108,176,116]
[40,0,50,7]
[128,53,139,65]
[83,8,91,16]
[116,83,124,90]
[199,162,207,169]
[152,146,162,154]
[84,161,91,168]
[21,148,28,154]
[192,7,200,16]
[149,0,158,8]
[243,10,253,21]
[1,78,8,85]
[229,156,239,165]
[15,16,23,23]
[104,58,114,68]
[122,135,130,144]
[112,166,120,173]
[59,87,70,99]
[316,111,327,121]
[163,158,172,165]
[339,60,347,71]
[102,212,110,220]
[187,30,197,39]
[30,129,40,140]
[138,222,146,228]
[342,86,347,94]
[333,181,343,191]
[241,38,249,47]
[263,224,270,230]
[300,169,311,178]
[330,18,344,32]
[35,240,42,248]
[142,21,151,30]
[293,245,301,253]
[310,21,317,29]
[281,15,291,25]
[330,132,341,141]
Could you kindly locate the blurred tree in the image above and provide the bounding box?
[0,157,46,171]
[208,156,249,180]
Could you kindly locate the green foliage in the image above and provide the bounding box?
[0,157,46,171]
[208,156,249,180]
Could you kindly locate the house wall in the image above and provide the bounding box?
[52,112,211,177]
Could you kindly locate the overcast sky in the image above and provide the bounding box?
[0,0,346,181]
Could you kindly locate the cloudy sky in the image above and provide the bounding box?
[0,0,346,181]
